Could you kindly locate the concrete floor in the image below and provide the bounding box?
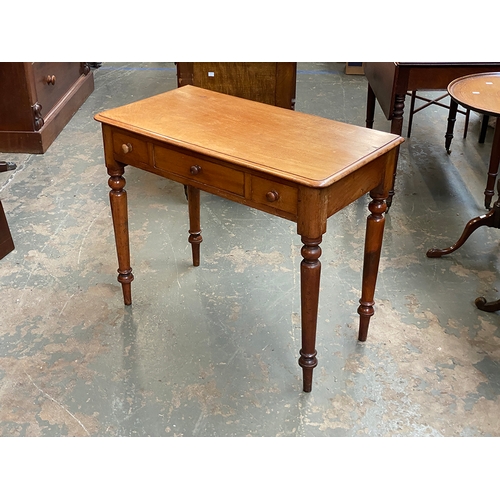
[1,62,500,437]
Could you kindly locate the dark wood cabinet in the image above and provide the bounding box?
[0,62,94,153]
[176,62,297,110]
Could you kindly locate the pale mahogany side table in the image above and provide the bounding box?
[427,73,500,311]
[95,86,403,392]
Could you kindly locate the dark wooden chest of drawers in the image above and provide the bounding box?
[0,62,94,153]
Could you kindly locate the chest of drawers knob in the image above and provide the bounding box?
[46,75,56,85]
[121,143,133,154]
[190,165,202,175]
[266,190,280,202]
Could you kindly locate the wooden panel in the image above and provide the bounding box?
[0,63,33,131]
[177,62,297,109]
[364,62,398,120]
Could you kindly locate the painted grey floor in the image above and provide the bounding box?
[1,62,500,436]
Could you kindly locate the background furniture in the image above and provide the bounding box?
[426,73,500,311]
[0,199,14,260]
[0,161,15,259]
[407,90,471,139]
[0,63,94,153]
[176,62,297,110]
[364,62,500,207]
[95,85,403,392]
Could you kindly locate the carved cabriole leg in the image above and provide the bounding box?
[386,93,405,209]
[187,185,202,266]
[358,192,387,342]
[299,236,322,392]
[108,166,134,305]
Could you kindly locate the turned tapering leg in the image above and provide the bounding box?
[358,192,387,342]
[299,236,322,392]
[386,93,405,209]
[187,185,202,266]
[108,168,134,305]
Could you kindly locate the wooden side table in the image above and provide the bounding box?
[95,86,403,392]
[426,72,500,311]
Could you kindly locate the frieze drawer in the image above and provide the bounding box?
[154,146,245,196]
[112,131,152,166]
[250,176,298,215]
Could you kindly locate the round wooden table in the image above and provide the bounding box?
[427,72,500,311]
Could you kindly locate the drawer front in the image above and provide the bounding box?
[155,146,245,196]
[32,62,83,116]
[251,176,298,215]
[112,131,151,165]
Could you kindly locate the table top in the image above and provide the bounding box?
[95,85,403,188]
[448,72,500,117]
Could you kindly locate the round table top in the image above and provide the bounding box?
[448,72,500,117]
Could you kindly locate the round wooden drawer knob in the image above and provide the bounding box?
[121,143,133,154]
[46,75,56,85]
[266,190,280,202]
[190,165,202,175]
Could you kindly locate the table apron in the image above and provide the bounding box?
[104,125,395,234]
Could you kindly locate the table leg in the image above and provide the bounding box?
[386,93,405,209]
[358,191,387,342]
[108,167,134,305]
[445,98,458,154]
[187,185,202,266]
[479,114,489,144]
[298,235,321,392]
[483,117,500,210]
[407,91,417,138]
[366,83,376,129]
[427,180,500,258]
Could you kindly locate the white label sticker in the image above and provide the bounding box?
[208,72,215,77]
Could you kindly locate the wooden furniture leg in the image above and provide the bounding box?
[365,83,376,129]
[358,191,387,341]
[483,117,500,209]
[427,180,500,259]
[187,185,202,266]
[479,114,490,144]
[426,208,500,258]
[0,199,15,260]
[475,295,500,312]
[386,93,405,209]
[298,235,322,392]
[445,98,459,154]
[108,166,134,305]
[0,161,16,172]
